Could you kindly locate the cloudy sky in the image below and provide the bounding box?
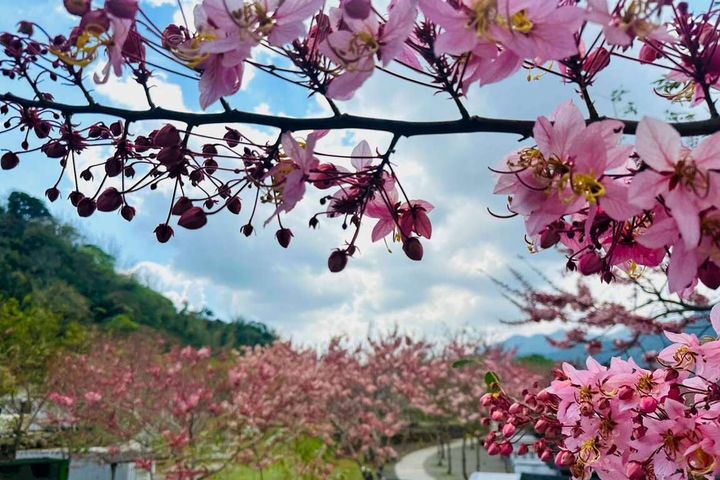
[0,1,703,345]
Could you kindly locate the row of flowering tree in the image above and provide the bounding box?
[43,331,543,479]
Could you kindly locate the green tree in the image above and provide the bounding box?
[0,297,86,459]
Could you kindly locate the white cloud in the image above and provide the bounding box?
[93,71,190,111]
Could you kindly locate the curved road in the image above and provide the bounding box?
[394,439,507,480]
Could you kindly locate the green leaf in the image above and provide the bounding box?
[485,371,502,393]
[452,358,478,369]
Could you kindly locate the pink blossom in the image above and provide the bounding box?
[266,130,328,223]
[630,118,720,250]
[321,0,418,99]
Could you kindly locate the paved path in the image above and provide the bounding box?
[395,439,507,480]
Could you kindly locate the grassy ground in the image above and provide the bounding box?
[214,458,363,480]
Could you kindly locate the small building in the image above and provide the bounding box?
[17,449,153,480]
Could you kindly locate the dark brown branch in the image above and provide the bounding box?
[3,92,720,138]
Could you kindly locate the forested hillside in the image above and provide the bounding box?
[0,192,276,348]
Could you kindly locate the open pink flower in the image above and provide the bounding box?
[189,0,321,108]
[421,0,582,87]
[321,0,418,100]
[495,102,635,236]
[630,117,720,250]
[266,130,328,223]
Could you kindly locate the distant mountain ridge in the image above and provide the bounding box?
[0,191,276,349]
[503,321,713,364]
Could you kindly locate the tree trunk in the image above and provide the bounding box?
[475,435,481,472]
[437,437,444,466]
[10,408,25,460]
[462,435,468,480]
[446,432,452,475]
[110,463,117,480]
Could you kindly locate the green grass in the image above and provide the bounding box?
[213,459,363,480]
[211,437,364,480]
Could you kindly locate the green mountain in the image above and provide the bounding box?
[0,191,276,349]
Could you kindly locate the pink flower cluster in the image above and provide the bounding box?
[495,102,720,295]
[484,304,720,480]
[45,331,542,477]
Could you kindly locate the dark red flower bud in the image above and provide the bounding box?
[64,0,91,16]
[499,443,513,457]
[204,159,218,175]
[178,207,207,230]
[402,237,423,261]
[109,122,122,138]
[579,252,603,275]
[105,157,123,177]
[153,124,180,147]
[157,145,184,165]
[554,450,574,466]
[122,29,145,63]
[171,196,193,216]
[88,124,103,138]
[242,224,254,237]
[539,228,561,249]
[77,197,96,217]
[105,0,138,19]
[80,169,93,181]
[618,385,634,400]
[154,224,174,243]
[202,144,218,157]
[328,250,348,272]
[665,368,680,381]
[18,21,34,36]
[309,217,319,228]
[699,260,720,289]
[226,197,242,214]
[276,228,293,248]
[1,152,19,170]
[639,396,658,413]
[33,121,51,139]
[134,135,151,152]
[42,141,67,158]
[69,191,84,207]
[342,0,372,19]
[582,47,610,77]
[626,462,645,480]
[121,205,135,222]
[517,444,528,456]
[223,128,241,147]
[45,187,60,202]
[96,187,123,212]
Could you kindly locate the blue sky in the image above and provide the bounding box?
[0,0,704,345]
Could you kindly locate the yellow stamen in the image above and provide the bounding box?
[510,10,534,34]
[571,174,606,204]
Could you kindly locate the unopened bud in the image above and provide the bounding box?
[1,152,19,170]
[226,197,242,214]
[178,207,207,230]
[154,224,173,243]
[96,187,123,212]
[276,228,293,248]
[121,205,135,222]
[77,197,96,217]
[402,237,423,261]
[328,250,348,273]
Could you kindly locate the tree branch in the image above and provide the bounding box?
[3,92,720,138]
